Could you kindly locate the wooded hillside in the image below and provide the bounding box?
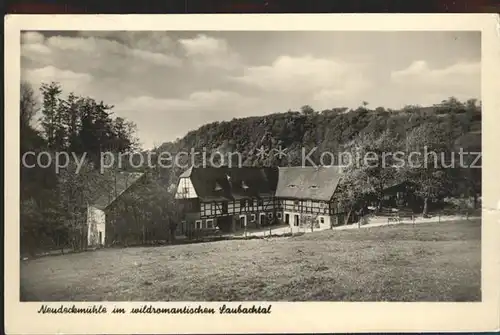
[20,81,481,254]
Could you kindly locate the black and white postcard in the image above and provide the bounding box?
[5,13,500,334]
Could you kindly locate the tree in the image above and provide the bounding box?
[111,117,139,153]
[465,98,478,111]
[441,96,464,109]
[38,82,138,167]
[402,104,422,112]
[341,130,401,212]
[300,105,315,115]
[453,132,481,208]
[20,81,38,127]
[402,123,454,216]
[40,82,63,150]
[64,92,83,153]
[335,170,368,225]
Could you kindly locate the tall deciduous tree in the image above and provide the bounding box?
[402,123,454,215]
[342,129,402,212]
[336,169,368,225]
[20,81,38,128]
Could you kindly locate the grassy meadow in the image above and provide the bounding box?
[20,219,481,301]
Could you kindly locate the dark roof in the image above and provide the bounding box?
[92,172,145,210]
[182,167,278,201]
[275,166,343,201]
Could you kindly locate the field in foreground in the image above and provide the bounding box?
[20,219,481,301]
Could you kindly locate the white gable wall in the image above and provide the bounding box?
[175,177,198,199]
[87,206,106,247]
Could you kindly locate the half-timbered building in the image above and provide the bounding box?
[175,165,354,234]
[275,166,348,232]
[174,166,279,234]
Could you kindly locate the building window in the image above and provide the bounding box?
[195,220,202,230]
[250,214,256,222]
[268,212,273,219]
[320,217,325,224]
[240,199,246,208]
[183,187,189,194]
[277,212,282,219]
[206,219,214,229]
[306,200,312,207]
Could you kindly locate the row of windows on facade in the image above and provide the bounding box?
[176,219,216,231]
[182,211,282,230]
[198,199,334,210]
[201,199,269,209]
[238,199,328,208]
[182,212,331,231]
[195,202,342,216]
[285,214,326,227]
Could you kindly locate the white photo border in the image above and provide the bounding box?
[5,13,500,334]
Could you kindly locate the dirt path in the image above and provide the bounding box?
[228,214,480,237]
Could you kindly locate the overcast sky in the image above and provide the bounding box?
[21,31,480,149]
